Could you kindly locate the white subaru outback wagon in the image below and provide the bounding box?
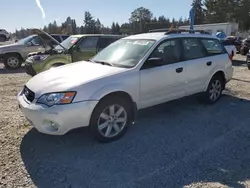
[18,30,233,142]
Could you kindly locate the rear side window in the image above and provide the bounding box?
[98,37,120,49]
[182,38,207,61]
[78,37,98,50]
[201,39,225,55]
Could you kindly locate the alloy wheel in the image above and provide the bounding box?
[97,104,127,138]
[7,57,19,68]
[209,79,222,101]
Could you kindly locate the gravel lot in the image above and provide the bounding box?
[0,55,250,188]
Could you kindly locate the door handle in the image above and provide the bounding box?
[206,61,212,66]
[176,67,183,73]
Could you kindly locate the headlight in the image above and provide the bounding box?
[37,92,76,107]
[33,55,50,61]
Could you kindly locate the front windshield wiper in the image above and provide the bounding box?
[92,60,114,67]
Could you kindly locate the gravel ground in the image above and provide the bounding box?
[0,55,250,188]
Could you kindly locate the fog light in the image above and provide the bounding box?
[50,121,59,131]
[43,120,59,132]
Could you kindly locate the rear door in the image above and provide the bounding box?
[72,36,99,62]
[181,38,214,95]
[184,38,226,95]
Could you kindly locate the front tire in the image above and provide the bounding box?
[248,64,250,70]
[202,75,224,104]
[3,54,22,69]
[49,63,65,70]
[90,96,132,143]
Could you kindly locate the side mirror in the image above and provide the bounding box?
[147,57,164,66]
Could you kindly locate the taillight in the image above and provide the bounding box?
[228,54,233,63]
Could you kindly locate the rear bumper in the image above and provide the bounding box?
[25,64,37,76]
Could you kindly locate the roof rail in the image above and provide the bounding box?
[148,29,210,35]
[165,29,210,35]
[148,28,170,33]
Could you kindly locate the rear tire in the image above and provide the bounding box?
[240,48,248,56]
[90,96,132,143]
[3,54,22,69]
[202,74,224,104]
[248,64,250,70]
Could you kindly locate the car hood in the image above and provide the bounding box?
[0,43,22,51]
[31,28,66,50]
[26,61,128,97]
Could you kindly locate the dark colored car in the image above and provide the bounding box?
[240,37,250,55]
[224,36,242,52]
[246,53,250,70]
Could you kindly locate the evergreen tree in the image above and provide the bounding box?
[192,0,205,24]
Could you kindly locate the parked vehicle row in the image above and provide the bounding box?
[18,29,234,143]
[0,32,69,69]
[25,29,123,76]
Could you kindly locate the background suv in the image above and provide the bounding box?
[0,29,10,42]
[18,30,233,143]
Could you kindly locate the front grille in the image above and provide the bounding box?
[23,86,35,102]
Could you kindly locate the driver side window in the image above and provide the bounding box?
[30,36,42,46]
[143,39,182,69]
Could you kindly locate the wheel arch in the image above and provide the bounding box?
[205,70,226,91]
[93,90,137,122]
[3,52,24,61]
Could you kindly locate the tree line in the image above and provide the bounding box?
[14,0,250,39]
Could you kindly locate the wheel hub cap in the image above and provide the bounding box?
[7,57,19,67]
[209,80,221,101]
[98,104,127,138]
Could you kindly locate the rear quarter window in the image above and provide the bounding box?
[62,35,69,41]
[201,39,226,56]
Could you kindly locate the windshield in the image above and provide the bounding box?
[55,36,81,50]
[17,35,36,45]
[92,39,155,68]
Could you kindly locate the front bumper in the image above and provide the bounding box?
[25,64,37,76]
[18,93,98,135]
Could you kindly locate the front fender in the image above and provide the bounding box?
[43,55,71,71]
[89,84,136,102]
[2,49,23,57]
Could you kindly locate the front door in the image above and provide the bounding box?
[72,36,99,62]
[139,38,186,109]
[23,36,44,59]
